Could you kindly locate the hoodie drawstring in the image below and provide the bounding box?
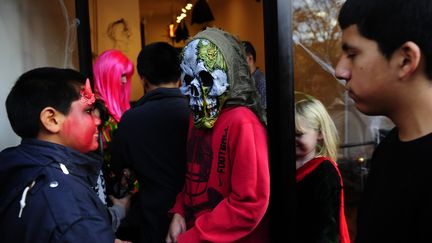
[18,180,36,218]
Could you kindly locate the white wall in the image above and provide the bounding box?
[89,0,143,101]
[0,0,77,150]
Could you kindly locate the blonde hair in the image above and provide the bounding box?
[295,92,339,161]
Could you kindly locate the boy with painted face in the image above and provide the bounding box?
[336,0,432,242]
[0,67,115,242]
[166,28,270,243]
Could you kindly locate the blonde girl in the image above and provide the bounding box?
[294,92,350,243]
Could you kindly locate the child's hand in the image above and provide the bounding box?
[166,213,186,243]
[109,194,131,213]
[114,239,131,243]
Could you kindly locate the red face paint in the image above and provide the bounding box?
[60,86,100,153]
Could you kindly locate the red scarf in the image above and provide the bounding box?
[296,157,351,243]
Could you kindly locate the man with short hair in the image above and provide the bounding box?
[242,40,267,110]
[112,42,190,243]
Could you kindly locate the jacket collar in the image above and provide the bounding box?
[135,87,184,107]
[19,138,102,182]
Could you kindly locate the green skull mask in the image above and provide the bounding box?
[180,38,229,129]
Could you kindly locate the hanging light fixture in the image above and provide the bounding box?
[175,21,189,43]
[191,0,214,24]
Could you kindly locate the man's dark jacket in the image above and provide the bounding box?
[112,88,190,243]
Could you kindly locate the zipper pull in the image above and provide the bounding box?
[18,180,36,218]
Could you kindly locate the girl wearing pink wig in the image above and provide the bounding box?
[94,49,134,123]
[93,49,135,231]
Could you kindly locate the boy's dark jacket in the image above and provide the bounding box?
[0,138,114,243]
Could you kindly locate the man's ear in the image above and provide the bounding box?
[140,76,149,93]
[40,107,64,133]
[398,41,421,79]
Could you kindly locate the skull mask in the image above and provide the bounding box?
[180,38,229,129]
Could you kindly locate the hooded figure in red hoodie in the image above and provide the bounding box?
[166,27,270,243]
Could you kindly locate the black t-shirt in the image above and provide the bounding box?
[356,128,432,243]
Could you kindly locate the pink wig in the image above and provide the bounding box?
[93,49,134,122]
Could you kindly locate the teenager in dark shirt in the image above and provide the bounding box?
[336,0,432,241]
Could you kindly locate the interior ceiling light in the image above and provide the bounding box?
[175,3,193,24]
[171,2,193,40]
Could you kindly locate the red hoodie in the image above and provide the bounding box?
[171,106,270,243]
